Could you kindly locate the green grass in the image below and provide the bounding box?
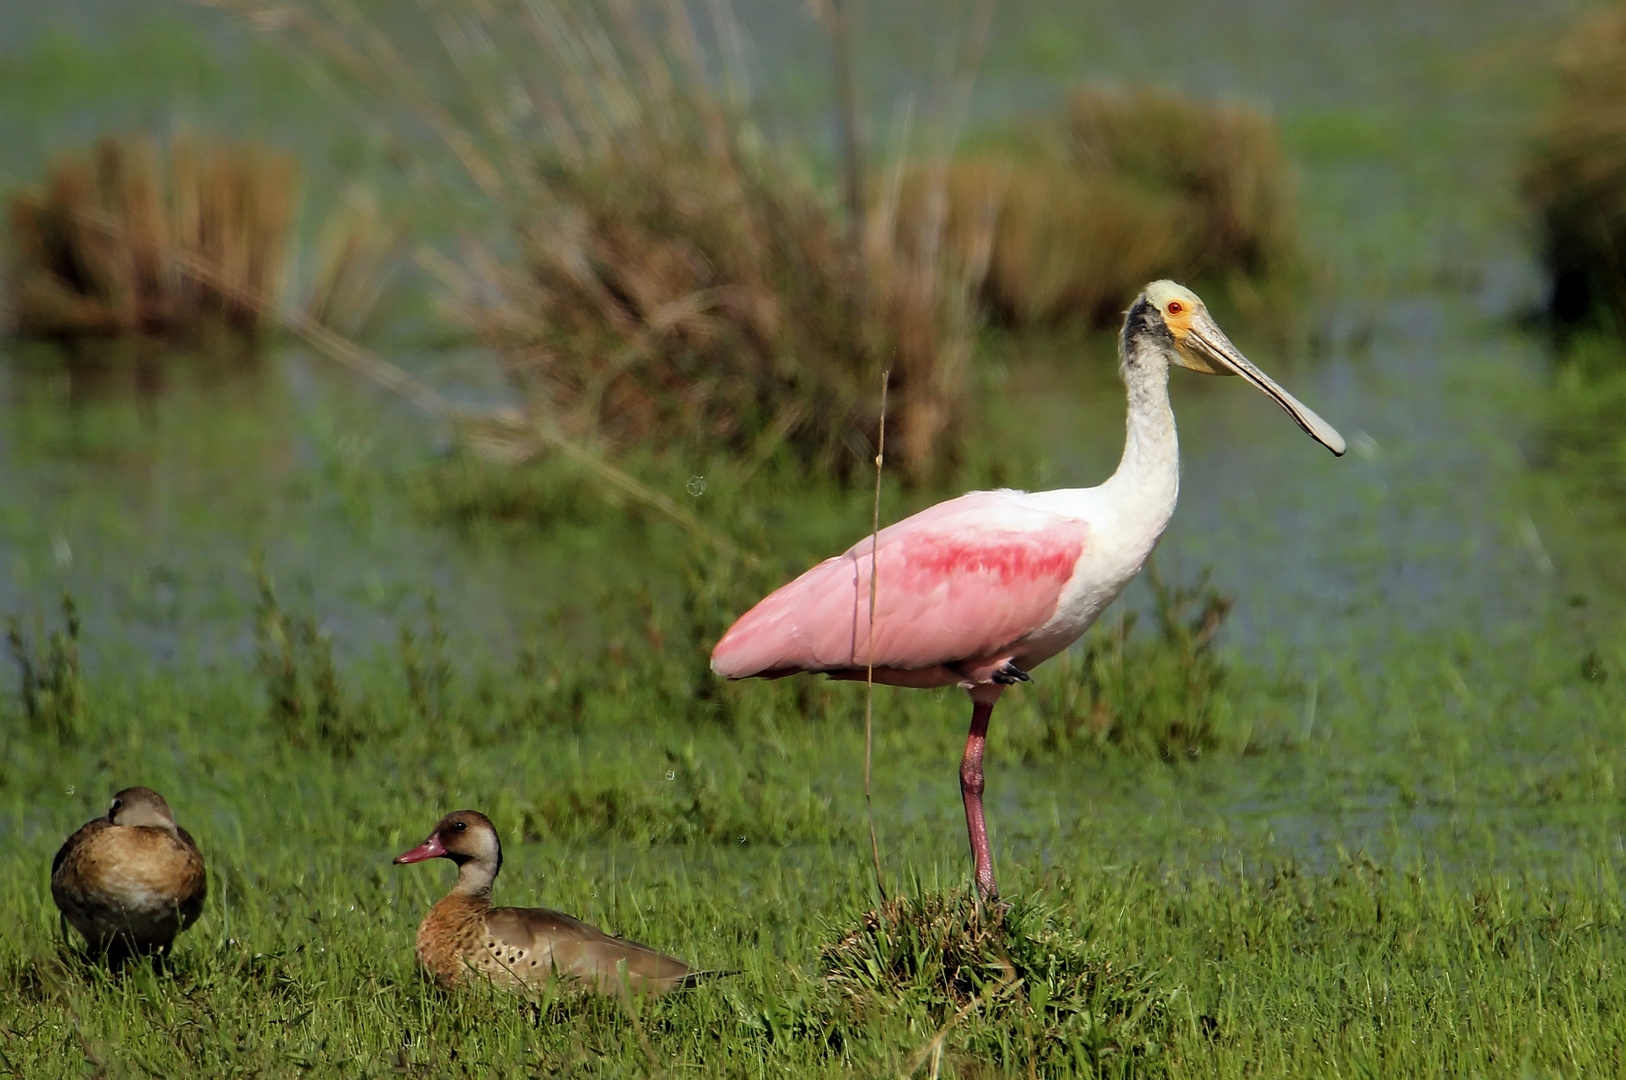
[0,4,1612,1068]
[2,540,1626,1076]
[0,310,1620,1074]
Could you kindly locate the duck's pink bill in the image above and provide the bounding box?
[394,835,446,864]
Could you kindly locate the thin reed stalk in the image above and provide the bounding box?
[864,367,890,903]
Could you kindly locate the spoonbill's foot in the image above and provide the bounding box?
[991,663,1030,685]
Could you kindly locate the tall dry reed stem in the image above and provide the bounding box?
[7,134,299,340]
[1525,4,1626,327]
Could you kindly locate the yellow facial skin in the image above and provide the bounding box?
[1142,280,1227,374]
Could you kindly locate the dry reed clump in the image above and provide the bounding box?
[902,158,1185,326]
[817,891,1171,1074]
[447,115,972,480]
[6,134,299,340]
[202,0,975,477]
[906,85,1297,328]
[1524,6,1626,327]
[1069,86,1294,282]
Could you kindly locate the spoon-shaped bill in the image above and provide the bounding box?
[1189,323,1346,456]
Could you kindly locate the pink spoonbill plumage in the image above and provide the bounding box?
[711,281,1345,900]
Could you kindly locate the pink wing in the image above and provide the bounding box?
[712,490,1086,679]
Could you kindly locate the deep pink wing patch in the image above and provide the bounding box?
[711,491,1086,678]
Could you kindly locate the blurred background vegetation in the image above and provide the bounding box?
[5,0,1626,1075]
[1,0,1312,484]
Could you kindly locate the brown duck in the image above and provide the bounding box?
[395,811,711,996]
[51,786,207,960]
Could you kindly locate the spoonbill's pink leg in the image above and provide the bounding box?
[960,687,1003,900]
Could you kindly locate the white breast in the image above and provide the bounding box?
[1011,473,1180,669]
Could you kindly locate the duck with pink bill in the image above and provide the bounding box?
[395,810,728,996]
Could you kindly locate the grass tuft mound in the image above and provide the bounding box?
[818,891,1171,1076]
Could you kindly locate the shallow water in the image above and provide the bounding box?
[5,0,1623,879]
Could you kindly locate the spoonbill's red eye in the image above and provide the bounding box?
[1167,301,1183,315]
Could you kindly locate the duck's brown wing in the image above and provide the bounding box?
[483,906,697,996]
[52,822,207,951]
[51,820,110,889]
[171,827,208,929]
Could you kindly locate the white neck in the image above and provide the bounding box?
[1101,339,1180,521]
[983,317,1186,668]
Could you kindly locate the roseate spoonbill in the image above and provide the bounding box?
[711,281,1345,900]
[395,811,720,995]
[52,786,207,961]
